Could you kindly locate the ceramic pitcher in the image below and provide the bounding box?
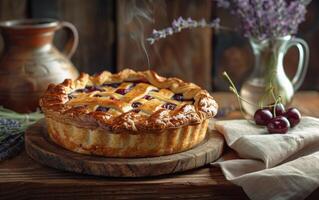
[240,35,309,116]
[0,18,79,113]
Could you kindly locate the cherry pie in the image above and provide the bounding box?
[40,69,218,157]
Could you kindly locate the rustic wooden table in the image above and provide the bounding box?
[0,92,318,200]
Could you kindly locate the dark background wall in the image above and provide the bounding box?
[0,0,318,91]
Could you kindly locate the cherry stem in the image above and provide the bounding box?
[223,71,284,123]
[270,86,277,102]
[223,72,259,107]
[269,85,283,117]
[223,72,255,124]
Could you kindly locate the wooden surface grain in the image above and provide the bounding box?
[0,91,318,200]
[25,121,224,177]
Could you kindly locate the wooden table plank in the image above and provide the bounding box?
[0,91,318,199]
[0,150,248,199]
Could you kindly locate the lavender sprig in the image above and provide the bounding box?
[148,0,310,44]
[147,17,222,44]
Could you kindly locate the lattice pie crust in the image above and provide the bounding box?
[40,69,218,157]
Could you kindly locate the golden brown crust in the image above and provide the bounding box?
[40,69,218,134]
[45,117,209,158]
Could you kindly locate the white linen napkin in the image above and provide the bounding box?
[212,116,319,200]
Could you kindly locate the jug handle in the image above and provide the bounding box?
[285,37,309,91]
[58,21,79,58]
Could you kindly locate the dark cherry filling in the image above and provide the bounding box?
[172,93,184,101]
[103,81,148,88]
[144,95,154,100]
[68,94,74,100]
[162,102,177,110]
[131,102,142,108]
[132,109,140,113]
[102,83,121,88]
[115,82,140,95]
[75,88,85,93]
[115,88,129,95]
[96,106,110,112]
[85,85,104,92]
[151,89,159,93]
[75,86,104,93]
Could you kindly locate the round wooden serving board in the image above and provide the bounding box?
[25,120,224,177]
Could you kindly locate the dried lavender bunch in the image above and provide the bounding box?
[0,118,23,145]
[0,108,43,161]
[216,0,310,40]
[0,119,22,135]
[0,118,24,161]
[147,17,221,44]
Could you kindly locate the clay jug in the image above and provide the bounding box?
[0,18,79,113]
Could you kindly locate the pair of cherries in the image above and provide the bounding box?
[254,104,301,134]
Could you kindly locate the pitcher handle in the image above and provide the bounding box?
[285,37,309,91]
[58,21,79,58]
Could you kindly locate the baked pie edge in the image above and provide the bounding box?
[40,69,218,157]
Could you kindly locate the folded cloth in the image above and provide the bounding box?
[212,116,319,200]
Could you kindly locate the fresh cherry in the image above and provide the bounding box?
[254,108,273,126]
[162,102,177,110]
[267,116,290,134]
[267,103,286,116]
[284,107,301,128]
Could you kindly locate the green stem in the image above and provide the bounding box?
[223,72,259,107]
[223,72,255,123]
[0,107,43,122]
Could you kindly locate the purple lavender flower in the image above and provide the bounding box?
[217,0,309,40]
[147,0,310,44]
[147,17,221,44]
